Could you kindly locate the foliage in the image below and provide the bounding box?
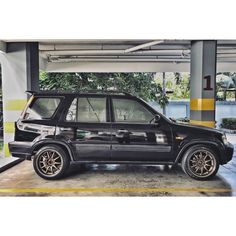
[172,73,190,99]
[216,72,236,101]
[154,84,169,108]
[220,118,236,130]
[40,72,169,107]
[154,72,190,100]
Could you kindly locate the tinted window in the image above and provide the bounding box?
[66,97,107,122]
[112,98,153,123]
[24,97,61,120]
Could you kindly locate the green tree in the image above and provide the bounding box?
[40,72,169,106]
[216,72,236,101]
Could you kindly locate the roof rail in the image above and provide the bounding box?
[25,89,132,96]
[78,90,132,96]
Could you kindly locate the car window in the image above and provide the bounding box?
[66,97,107,122]
[112,98,153,123]
[24,97,61,120]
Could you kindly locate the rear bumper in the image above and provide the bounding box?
[8,141,33,160]
[221,142,234,164]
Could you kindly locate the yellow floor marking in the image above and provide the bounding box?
[0,187,233,193]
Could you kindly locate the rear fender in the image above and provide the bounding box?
[31,139,75,161]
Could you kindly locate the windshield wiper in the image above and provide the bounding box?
[169,117,176,122]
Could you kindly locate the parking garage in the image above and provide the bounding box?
[0,39,236,196]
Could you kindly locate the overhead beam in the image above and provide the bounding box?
[41,49,190,58]
[44,61,190,73]
[39,59,236,73]
[49,58,190,63]
[124,40,164,53]
[39,43,190,51]
[0,41,7,53]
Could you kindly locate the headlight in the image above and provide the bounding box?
[222,133,228,145]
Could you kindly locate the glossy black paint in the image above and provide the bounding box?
[9,91,234,166]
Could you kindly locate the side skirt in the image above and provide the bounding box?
[71,160,175,165]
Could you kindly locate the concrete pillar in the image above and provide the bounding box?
[162,72,166,115]
[0,42,39,157]
[26,43,39,92]
[190,41,217,128]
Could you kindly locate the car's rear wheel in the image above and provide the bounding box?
[33,145,70,180]
[181,145,219,180]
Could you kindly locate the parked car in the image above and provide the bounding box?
[9,91,234,180]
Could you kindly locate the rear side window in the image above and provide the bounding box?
[24,97,61,120]
[66,97,106,122]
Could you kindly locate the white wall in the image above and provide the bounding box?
[0,43,28,157]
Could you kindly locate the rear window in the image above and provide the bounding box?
[23,97,61,120]
[66,97,107,122]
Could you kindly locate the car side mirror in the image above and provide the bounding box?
[154,114,161,123]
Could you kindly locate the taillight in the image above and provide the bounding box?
[17,120,56,135]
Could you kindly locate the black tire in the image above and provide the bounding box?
[33,145,70,180]
[181,145,219,180]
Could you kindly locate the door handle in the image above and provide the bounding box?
[60,127,73,131]
[117,129,129,133]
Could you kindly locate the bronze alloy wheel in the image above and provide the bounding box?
[181,145,219,180]
[37,150,64,177]
[188,150,217,178]
[33,145,70,179]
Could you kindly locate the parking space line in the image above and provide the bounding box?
[0,187,233,193]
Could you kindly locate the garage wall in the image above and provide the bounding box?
[0,43,28,157]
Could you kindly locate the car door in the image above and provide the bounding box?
[57,95,112,161]
[110,96,173,162]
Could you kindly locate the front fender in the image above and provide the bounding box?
[174,139,224,165]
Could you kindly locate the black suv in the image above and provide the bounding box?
[9,91,234,180]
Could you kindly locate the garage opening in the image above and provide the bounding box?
[39,72,191,120]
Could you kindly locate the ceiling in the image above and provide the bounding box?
[5,39,236,72]
[38,40,236,61]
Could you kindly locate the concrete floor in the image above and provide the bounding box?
[0,134,235,197]
[0,161,233,197]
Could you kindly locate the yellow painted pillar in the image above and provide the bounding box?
[190,41,217,128]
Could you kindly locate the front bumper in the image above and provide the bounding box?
[222,142,234,164]
[8,141,33,160]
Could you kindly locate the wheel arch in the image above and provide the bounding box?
[174,140,223,165]
[31,140,75,162]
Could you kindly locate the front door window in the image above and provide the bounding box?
[112,98,153,123]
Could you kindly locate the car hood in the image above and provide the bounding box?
[172,121,224,135]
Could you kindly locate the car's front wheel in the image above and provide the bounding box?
[33,145,70,180]
[181,145,219,180]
